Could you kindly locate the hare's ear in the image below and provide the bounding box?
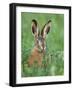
[32,19,39,37]
[41,20,51,38]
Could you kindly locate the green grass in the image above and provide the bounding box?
[21,12,64,77]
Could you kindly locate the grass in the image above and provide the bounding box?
[21,12,64,77]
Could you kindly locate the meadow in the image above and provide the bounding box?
[21,12,64,77]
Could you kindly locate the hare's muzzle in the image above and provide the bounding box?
[36,36,46,52]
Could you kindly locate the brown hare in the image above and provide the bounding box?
[28,19,51,67]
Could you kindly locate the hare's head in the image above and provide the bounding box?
[32,19,51,53]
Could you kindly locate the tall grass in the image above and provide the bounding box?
[21,12,64,77]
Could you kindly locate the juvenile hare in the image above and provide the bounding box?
[28,19,51,66]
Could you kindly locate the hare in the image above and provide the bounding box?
[28,19,51,67]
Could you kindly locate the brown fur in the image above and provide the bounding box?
[28,46,43,66]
